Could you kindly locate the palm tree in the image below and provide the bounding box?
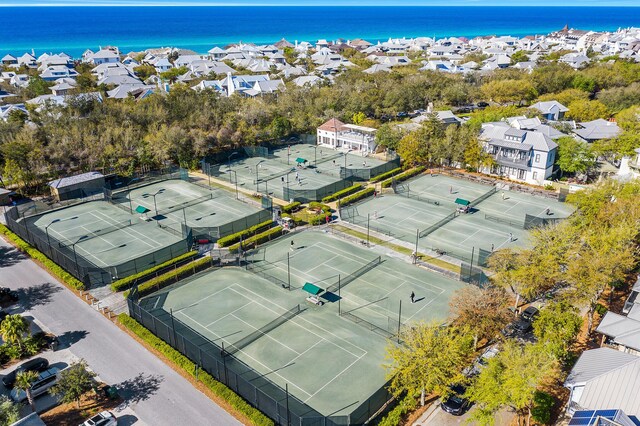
[15,371,39,412]
[0,315,29,352]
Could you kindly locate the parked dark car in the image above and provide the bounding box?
[456,107,473,114]
[520,306,539,322]
[476,101,490,108]
[396,111,409,118]
[512,318,533,336]
[2,357,50,388]
[441,384,470,416]
[0,288,18,303]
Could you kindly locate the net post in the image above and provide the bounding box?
[170,308,178,348]
[367,213,370,247]
[338,275,341,316]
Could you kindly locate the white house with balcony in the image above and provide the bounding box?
[480,122,557,185]
[316,118,377,154]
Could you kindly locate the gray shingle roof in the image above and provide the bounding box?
[48,171,104,189]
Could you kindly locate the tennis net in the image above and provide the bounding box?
[484,214,525,229]
[326,256,381,293]
[315,152,344,166]
[399,190,441,207]
[58,219,133,247]
[470,187,497,207]
[340,311,395,340]
[255,168,294,184]
[223,304,302,356]
[419,211,458,238]
[157,193,213,215]
[245,261,291,290]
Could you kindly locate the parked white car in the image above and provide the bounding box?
[10,367,61,402]
[80,411,117,426]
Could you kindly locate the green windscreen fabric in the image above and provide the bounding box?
[302,282,323,295]
[295,157,307,164]
[454,198,470,206]
[135,205,151,214]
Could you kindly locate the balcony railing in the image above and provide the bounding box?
[494,155,530,169]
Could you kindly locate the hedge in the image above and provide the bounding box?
[0,224,85,291]
[124,256,213,298]
[229,226,283,253]
[281,201,301,214]
[217,220,275,248]
[338,187,375,207]
[370,167,402,183]
[381,166,426,188]
[110,251,198,292]
[118,314,273,426]
[321,184,363,203]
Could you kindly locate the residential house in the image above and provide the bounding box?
[596,310,640,356]
[564,347,640,417]
[292,75,322,87]
[618,148,640,179]
[17,53,37,68]
[480,122,558,184]
[316,118,377,154]
[529,100,569,121]
[573,119,622,143]
[560,52,591,69]
[85,49,120,65]
[153,58,173,73]
[0,104,28,121]
[10,74,30,88]
[40,65,79,81]
[1,54,17,66]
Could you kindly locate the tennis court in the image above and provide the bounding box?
[26,200,186,277]
[124,179,271,239]
[341,194,453,241]
[215,154,349,201]
[146,230,466,418]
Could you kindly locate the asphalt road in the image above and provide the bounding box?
[0,238,241,426]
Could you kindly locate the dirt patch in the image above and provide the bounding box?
[40,390,121,426]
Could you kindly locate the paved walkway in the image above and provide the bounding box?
[0,238,241,426]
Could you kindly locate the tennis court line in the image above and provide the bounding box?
[204,300,254,328]
[176,309,313,398]
[173,284,237,313]
[303,353,365,403]
[92,210,161,249]
[230,313,303,356]
[228,285,367,358]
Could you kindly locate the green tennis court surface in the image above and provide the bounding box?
[123,179,271,239]
[26,200,186,275]
[143,230,467,417]
[344,173,575,262]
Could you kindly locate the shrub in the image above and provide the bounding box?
[531,391,555,425]
[544,184,555,191]
[217,220,275,248]
[381,166,425,188]
[307,201,331,212]
[281,201,301,214]
[370,167,402,183]
[308,213,331,226]
[339,187,375,207]
[111,251,198,292]
[0,224,85,290]
[595,303,608,316]
[118,314,273,426]
[378,395,417,426]
[124,256,213,298]
[228,227,283,253]
[321,184,363,203]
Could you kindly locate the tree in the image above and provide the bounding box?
[535,88,589,107]
[0,396,20,425]
[0,314,29,352]
[15,371,39,412]
[160,66,188,83]
[480,79,537,105]
[533,301,582,361]
[510,51,530,65]
[566,99,610,122]
[24,76,52,98]
[375,123,404,150]
[466,341,559,426]
[555,136,596,176]
[572,73,596,93]
[133,64,158,80]
[351,111,366,125]
[385,323,473,406]
[270,116,292,140]
[449,286,511,349]
[49,360,97,408]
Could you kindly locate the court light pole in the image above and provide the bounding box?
[71,235,89,277]
[313,145,318,167]
[229,170,239,199]
[44,219,61,248]
[227,152,239,182]
[143,189,164,222]
[255,160,265,192]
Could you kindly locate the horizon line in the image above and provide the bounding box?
[3,4,640,7]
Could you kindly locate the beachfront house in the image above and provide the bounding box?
[529,100,569,121]
[479,122,557,185]
[316,118,377,154]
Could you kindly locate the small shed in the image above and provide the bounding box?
[48,171,105,202]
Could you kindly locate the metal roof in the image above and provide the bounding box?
[48,171,104,189]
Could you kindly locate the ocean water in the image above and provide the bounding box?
[0,6,639,57]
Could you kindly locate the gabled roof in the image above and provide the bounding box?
[565,348,640,418]
[596,312,640,352]
[530,100,569,114]
[49,171,104,189]
[574,119,621,141]
[318,118,345,132]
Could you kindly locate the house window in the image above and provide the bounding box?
[533,171,538,180]
[518,169,526,179]
[535,154,540,163]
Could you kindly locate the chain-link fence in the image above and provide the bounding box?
[283,179,355,203]
[4,204,191,288]
[339,157,401,181]
[127,286,388,425]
